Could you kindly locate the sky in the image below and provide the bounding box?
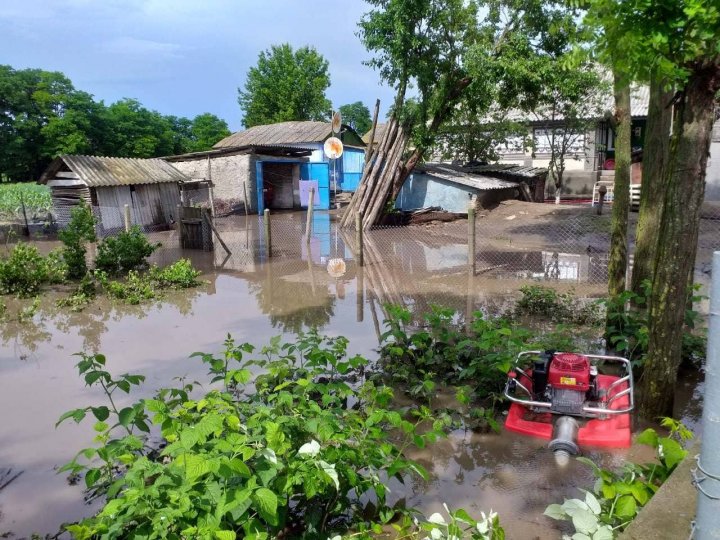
[0,0,396,131]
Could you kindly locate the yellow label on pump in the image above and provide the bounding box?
[560,376,577,385]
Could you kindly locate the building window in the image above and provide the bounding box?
[533,128,585,155]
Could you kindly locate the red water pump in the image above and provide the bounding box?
[504,350,634,460]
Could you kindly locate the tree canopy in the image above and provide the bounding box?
[238,44,332,128]
[338,102,372,135]
[0,65,230,183]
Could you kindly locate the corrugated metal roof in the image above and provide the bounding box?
[214,121,335,148]
[362,123,388,144]
[41,155,189,187]
[418,164,521,191]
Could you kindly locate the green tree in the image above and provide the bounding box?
[101,99,175,158]
[238,44,332,128]
[189,113,231,151]
[338,102,372,135]
[581,0,720,416]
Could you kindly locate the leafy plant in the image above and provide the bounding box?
[148,258,202,289]
[515,285,601,325]
[0,243,49,296]
[58,202,96,279]
[94,227,158,275]
[546,418,693,536]
[57,274,97,312]
[58,333,449,539]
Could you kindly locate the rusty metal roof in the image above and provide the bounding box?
[40,155,189,187]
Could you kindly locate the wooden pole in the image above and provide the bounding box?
[356,267,364,322]
[365,98,381,162]
[305,187,314,244]
[19,192,29,237]
[355,211,364,267]
[202,212,231,255]
[264,208,272,258]
[468,207,476,275]
[123,204,131,232]
[242,181,249,217]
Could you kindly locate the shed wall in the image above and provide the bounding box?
[707,140,720,202]
[170,154,256,215]
[396,174,477,213]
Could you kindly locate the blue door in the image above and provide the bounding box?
[300,163,330,210]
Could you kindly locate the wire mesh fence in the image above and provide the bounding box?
[3,197,720,312]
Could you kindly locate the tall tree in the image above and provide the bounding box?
[629,69,673,297]
[582,0,720,416]
[238,44,332,128]
[338,102,372,135]
[101,99,176,158]
[190,113,231,152]
[606,71,631,300]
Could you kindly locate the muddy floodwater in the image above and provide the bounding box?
[0,213,704,539]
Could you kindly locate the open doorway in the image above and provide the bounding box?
[262,163,295,209]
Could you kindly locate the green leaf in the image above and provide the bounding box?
[658,437,687,470]
[56,408,87,427]
[635,428,659,448]
[630,482,649,505]
[571,509,598,535]
[592,526,614,540]
[215,532,236,540]
[252,487,278,526]
[584,491,601,514]
[544,503,566,520]
[118,407,135,427]
[179,454,211,482]
[615,495,637,519]
[91,406,110,421]
[298,439,321,457]
[319,460,340,490]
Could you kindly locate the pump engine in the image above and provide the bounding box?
[531,352,598,416]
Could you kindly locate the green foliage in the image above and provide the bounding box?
[546,418,693,535]
[59,333,449,539]
[94,227,158,275]
[0,183,52,219]
[379,305,531,402]
[0,64,230,182]
[602,281,705,365]
[56,274,96,312]
[516,285,601,325]
[58,203,96,279]
[238,44,332,128]
[338,102,372,135]
[98,259,203,305]
[147,258,203,289]
[387,504,504,539]
[0,244,49,296]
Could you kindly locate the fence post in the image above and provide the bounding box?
[695,251,720,538]
[355,211,364,267]
[123,204,131,232]
[357,267,364,322]
[306,187,314,244]
[264,208,272,258]
[467,207,476,275]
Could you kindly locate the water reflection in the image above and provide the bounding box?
[0,213,697,538]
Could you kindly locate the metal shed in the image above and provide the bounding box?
[39,155,188,233]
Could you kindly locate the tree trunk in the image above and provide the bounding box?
[630,70,673,297]
[639,59,720,418]
[606,70,631,305]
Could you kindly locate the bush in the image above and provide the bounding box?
[515,285,601,325]
[58,333,449,539]
[58,203,96,279]
[148,259,202,289]
[0,244,49,296]
[94,227,158,275]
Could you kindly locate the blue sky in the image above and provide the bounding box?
[0,0,395,131]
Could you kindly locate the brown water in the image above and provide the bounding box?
[0,215,702,539]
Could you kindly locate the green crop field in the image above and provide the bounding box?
[0,183,52,221]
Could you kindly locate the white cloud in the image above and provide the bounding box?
[103,37,186,58]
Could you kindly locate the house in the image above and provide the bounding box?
[707,121,720,201]
[490,86,650,198]
[395,163,547,213]
[167,121,367,216]
[39,155,187,233]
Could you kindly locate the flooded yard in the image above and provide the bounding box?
[0,209,707,539]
